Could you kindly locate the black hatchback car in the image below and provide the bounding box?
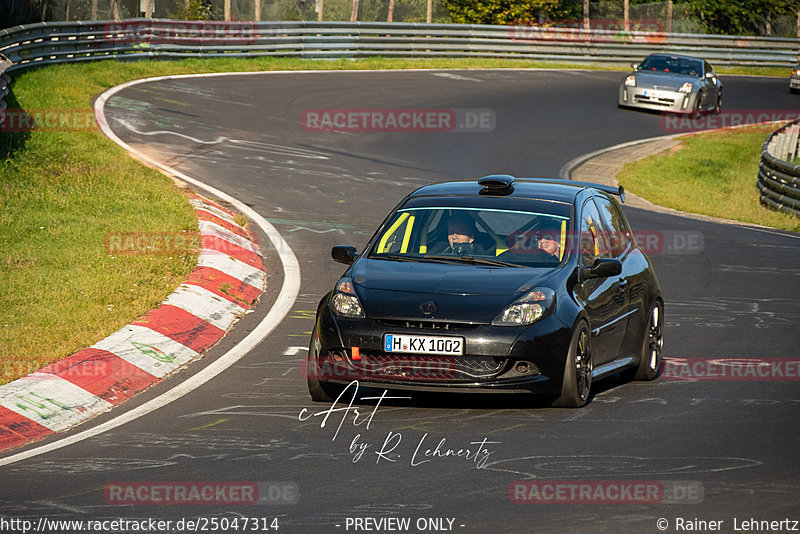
[305,175,664,407]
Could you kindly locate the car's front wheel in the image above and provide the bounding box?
[552,321,592,408]
[631,300,664,381]
[306,336,334,402]
[692,92,704,115]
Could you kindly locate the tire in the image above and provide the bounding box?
[306,336,334,402]
[713,91,722,113]
[632,300,664,381]
[691,93,703,115]
[551,321,593,408]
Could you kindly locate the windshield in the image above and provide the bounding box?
[638,56,702,77]
[368,207,570,267]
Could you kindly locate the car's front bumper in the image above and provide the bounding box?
[311,304,573,395]
[619,85,697,113]
[790,75,800,91]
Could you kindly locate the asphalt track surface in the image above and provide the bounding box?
[2,69,800,533]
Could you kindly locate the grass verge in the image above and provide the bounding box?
[0,56,793,385]
[617,125,800,233]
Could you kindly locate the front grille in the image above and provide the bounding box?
[375,319,478,331]
[322,350,504,382]
[634,95,675,106]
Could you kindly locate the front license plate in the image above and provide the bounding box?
[384,334,464,356]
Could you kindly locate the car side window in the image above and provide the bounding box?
[593,196,632,258]
[580,200,611,266]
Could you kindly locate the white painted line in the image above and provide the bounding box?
[199,220,259,254]
[0,73,302,467]
[92,324,199,379]
[164,283,246,331]
[0,374,113,433]
[197,251,266,290]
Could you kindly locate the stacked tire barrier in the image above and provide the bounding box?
[758,119,800,217]
[0,54,10,126]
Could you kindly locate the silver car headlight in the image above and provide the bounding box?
[678,82,693,93]
[492,288,556,326]
[330,278,365,318]
[624,75,636,87]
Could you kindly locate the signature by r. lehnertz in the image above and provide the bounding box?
[298,380,500,468]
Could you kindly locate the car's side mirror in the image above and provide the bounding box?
[581,258,622,279]
[331,245,359,265]
[705,71,715,78]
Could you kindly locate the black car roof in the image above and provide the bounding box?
[406,177,624,205]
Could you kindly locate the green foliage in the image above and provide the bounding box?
[442,0,564,25]
[171,0,215,20]
[678,0,797,35]
[618,127,800,233]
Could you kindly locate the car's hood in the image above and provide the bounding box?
[350,258,559,322]
[631,71,698,90]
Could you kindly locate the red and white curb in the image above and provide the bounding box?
[0,194,266,453]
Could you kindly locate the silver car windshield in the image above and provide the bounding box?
[639,56,703,77]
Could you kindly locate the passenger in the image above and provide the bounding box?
[536,221,564,259]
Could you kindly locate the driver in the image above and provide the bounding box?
[434,213,481,255]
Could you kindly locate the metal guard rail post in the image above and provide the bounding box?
[758,119,800,218]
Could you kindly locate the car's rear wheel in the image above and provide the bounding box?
[552,321,592,408]
[632,300,664,381]
[306,336,335,402]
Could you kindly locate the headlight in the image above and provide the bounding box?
[330,278,365,318]
[678,82,693,93]
[624,75,636,87]
[793,68,800,76]
[492,288,555,326]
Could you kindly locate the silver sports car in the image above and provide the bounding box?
[790,65,800,94]
[618,53,723,114]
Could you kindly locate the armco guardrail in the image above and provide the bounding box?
[1,20,798,132]
[0,19,798,73]
[758,120,800,218]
